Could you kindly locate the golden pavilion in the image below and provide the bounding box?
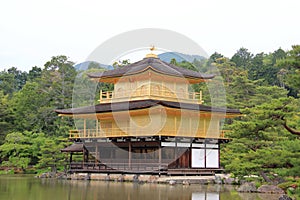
[56,51,240,175]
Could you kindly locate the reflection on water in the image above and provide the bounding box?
[0,175,281,200]
[192,192,219,200]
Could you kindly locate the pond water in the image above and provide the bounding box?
[0,175,282,200]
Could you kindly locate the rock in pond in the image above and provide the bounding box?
[169,180,176,185]
[237,182,257,193]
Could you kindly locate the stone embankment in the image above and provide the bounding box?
[37,172,236,185]
[67,173,219,184]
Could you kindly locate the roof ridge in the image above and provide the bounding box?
[88,57,214,80]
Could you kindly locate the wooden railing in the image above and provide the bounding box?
[99,85,203,104]
[69,129,228,139]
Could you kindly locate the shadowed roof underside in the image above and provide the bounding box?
[55,99,240,115]
[61,143,86,152]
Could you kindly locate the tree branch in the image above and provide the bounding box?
[283,119,300,136]
[260,171,272,183]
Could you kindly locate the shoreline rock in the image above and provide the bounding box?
[279,194,292,200]
[257,185,285,194]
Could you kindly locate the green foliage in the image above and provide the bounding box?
[170,58,177,65]
[0,131,70,172]
[0,55,75,172]
[175,60,198,71]
[222,95,300,179]
[42,55,76,109]
[207,52,224,66]
[0,91,14,143]
[226,75,257,108]
[248,52,280,85]
[4,56,76,136]
[0,132,37,170]
[36,137,68,173]
[220,48,300,179]
[0,67,27,96]
[278,180,300,199]
[231,47,253,69]
[87,61,103,69]
[73,67,112,107]
[112,59,130,68]
[11,82,45,131]
[0,169,15,174]
[277,45,300,96]
[27,66,42,82]
[211,57,239,85]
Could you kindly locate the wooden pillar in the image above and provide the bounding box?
[86,150,89,163]
[82,147,88,163]
[175,139,178,168]
[82,149,85,168]
[158,146,162,170]
[95,145,99,163]
[203,118,206,137]
[83,119,86,137]
[110,147,113,161]
[204,143,207,168]
[96,119,99,137]
[189,116,192,136]
[70,152,73,163]
[128,141,132,169]
[174,116,177,137]
[218,143,220,168]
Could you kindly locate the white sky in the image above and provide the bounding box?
[0,0,300,72]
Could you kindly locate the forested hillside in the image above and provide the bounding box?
[0,46,299,182]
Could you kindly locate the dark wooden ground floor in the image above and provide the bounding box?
[62,137,226,175]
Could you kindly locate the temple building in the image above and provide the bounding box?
[56,51,240,175]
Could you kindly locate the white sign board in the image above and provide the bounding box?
[191,149,205,168]
[206,149,219,168]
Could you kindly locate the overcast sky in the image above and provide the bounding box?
[1,0,299,72]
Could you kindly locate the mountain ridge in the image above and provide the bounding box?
[74,52,205,71]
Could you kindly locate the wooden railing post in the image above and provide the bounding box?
[100,90,102,102]
[200,91,203,104]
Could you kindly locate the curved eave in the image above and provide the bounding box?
[57,110,241,118]
[55,99,241,118]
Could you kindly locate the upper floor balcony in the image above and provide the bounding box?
[68,128,227,139]
[99,84,203,104]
